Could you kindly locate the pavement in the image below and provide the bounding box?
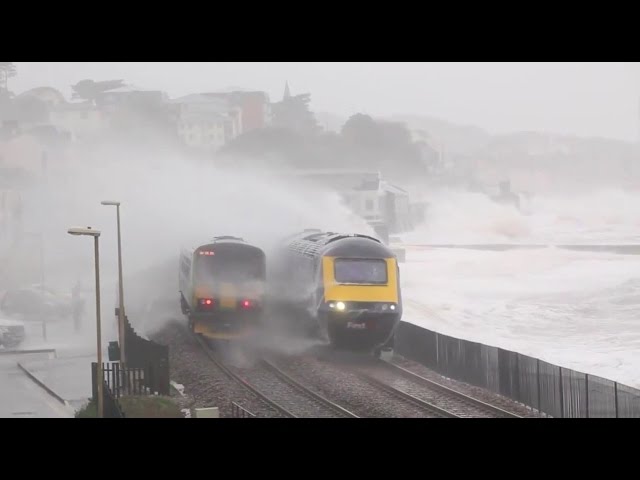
[0,314,113,417]
[0,351,76,418]
[17,351,95,412]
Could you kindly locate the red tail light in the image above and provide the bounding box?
[241,300,252,309]
[199,298,214,307]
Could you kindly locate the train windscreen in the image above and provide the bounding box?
[195,250,264,284]
[334,258,388,285]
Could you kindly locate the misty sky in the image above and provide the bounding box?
[12,62,640,141]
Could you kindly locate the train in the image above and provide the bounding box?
[179,236,266,340]
[272,229,402,356]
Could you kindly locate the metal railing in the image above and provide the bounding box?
[396,321,640,418]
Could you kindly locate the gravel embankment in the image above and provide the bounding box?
[151,321,285,418]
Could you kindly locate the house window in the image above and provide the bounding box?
[365,199,374,211]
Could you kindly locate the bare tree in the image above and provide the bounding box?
[0,62,17,91]
[71,79,125,105]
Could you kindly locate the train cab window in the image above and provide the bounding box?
[195,253,265,284]
[334,259,387,285]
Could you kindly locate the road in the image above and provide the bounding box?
[0,353,74,418]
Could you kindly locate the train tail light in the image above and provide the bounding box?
[199,298,214,307]
[241,300,252,309]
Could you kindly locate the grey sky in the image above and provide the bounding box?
[12,62,640,141]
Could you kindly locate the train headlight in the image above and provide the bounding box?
[390,304,396,311]
[336,301,346,311]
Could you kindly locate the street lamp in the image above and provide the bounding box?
[101,200,126,364]
[68,226,103,418]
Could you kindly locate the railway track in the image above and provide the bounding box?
[193,331,518,418]
[351,366,461,418]
[256,358,359,418]
[194,334,358,418]
[371,360,521,418]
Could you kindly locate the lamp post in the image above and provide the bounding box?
[101,200,126,364]
[68,226,103,418]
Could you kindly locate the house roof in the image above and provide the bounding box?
[16,87,67,104]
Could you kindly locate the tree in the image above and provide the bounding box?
[341,113,383,148]
[0,87,14,104]
[0,62,16,91]
[340,113,430,183]
[71,79,125,105]
[271,93,321,137]
[220,127,307,166]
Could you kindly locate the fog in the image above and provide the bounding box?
[2,61,639,369]
[10,142,374,338]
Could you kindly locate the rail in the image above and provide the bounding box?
[380,360,521,418]
[193,334,296,418]
[231,402,256,418]
[260,358,359,418]
[354,368,460,418]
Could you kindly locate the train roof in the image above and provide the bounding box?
[285,230,393,259]
[181,236,264,255]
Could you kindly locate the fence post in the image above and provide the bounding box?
[536,358,541,414]
[585,374,589,419]
[614,382,619,418]
[111,363,116,398]
[559,367,564,418]
[514,354,521,402]
[91,362,97,401]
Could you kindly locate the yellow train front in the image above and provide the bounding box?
[276,230,402,355]
[179,236,265,340]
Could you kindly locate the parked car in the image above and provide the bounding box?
[0,316,26,348]
[0,285,73,321]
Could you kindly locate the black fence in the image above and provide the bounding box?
[396,321,640,418]
[92,362,165,398]
[112,312,170,396]
[90,365,126,418]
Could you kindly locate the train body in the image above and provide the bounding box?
[179,236,266,340]
[272,230,402,354]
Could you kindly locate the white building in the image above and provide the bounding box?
[177,111,228,150]
[286,168,414,233]
[49,102,108,142]
[10,87,109,142]
[170,94,243,151]
[15,87,66,108]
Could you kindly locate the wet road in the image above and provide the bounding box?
[0,353,74,418]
